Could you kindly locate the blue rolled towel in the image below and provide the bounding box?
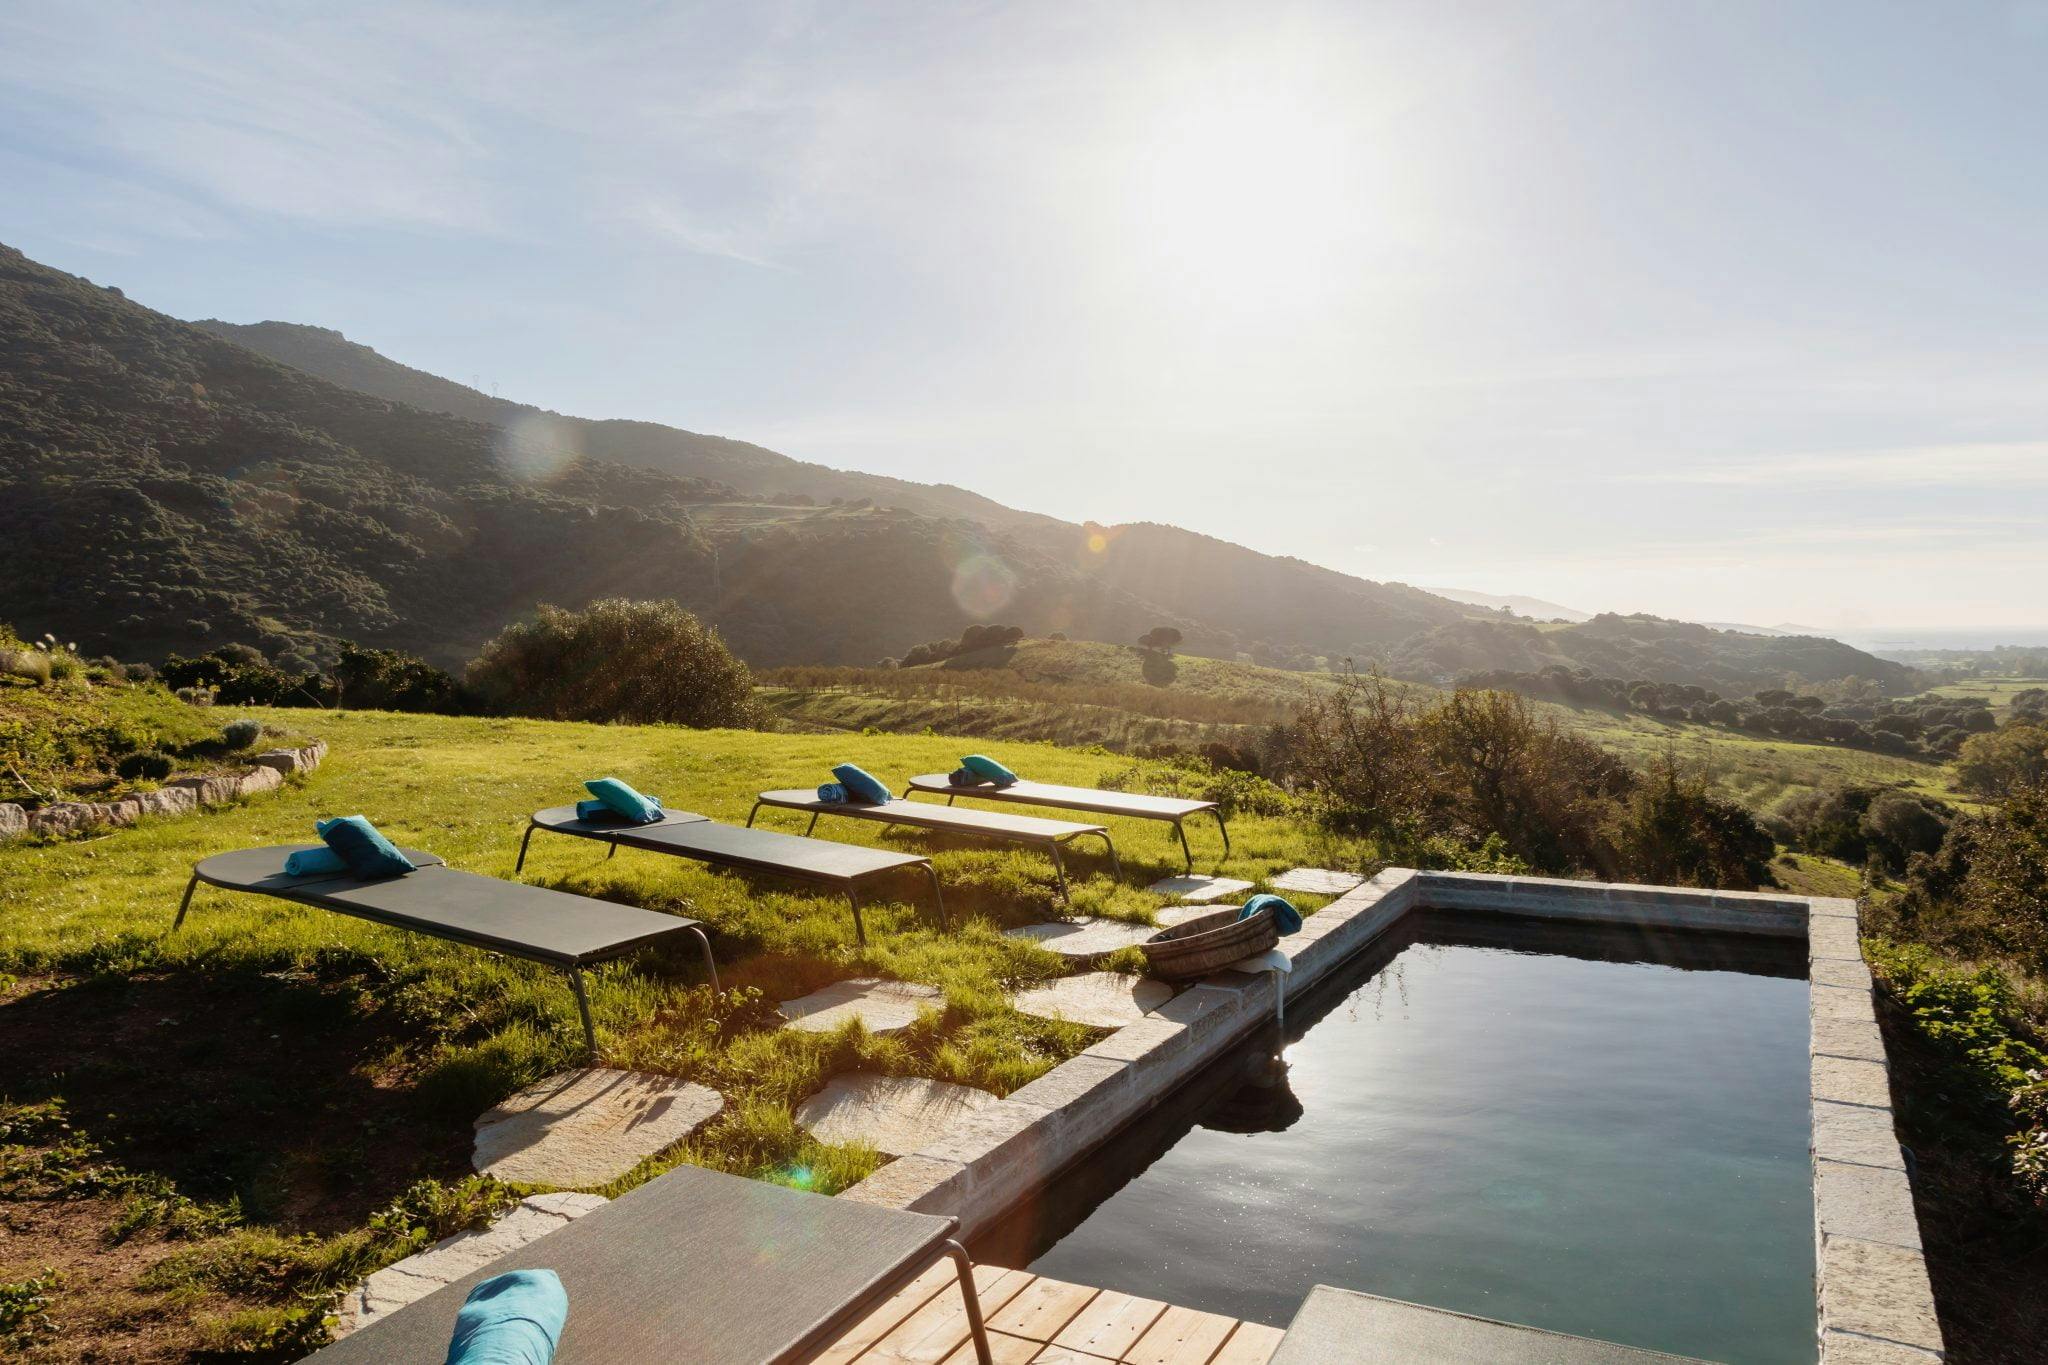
[960,754,1017,787]
[576,796,664,823]
[317,816,416,879]
[1240,893,1303,935]
[583,777,663,824]
[284,846,348,877]
[816,782,849,803]
[444,1268,567,1365]
[948,766,987,787]
[831,763,892,805]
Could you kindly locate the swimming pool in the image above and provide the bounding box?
[973,911,1815,1364]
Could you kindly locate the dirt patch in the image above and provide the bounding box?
[1,1194,207,1364]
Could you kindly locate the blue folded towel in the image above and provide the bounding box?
[817,782,849,803]
[444,1268,567,1365]
[960,754,1017,787]
[583,777,663,824]
[948,766,988,787]
[316,816,416,879]
[831,763,892,805]
[284,846,348,877]
[576,796,664,823]
[1240,893,1303,935]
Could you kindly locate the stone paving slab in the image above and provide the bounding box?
[794,1072,1001,1157]
[334,1192,606,1337]
[1145,874,1253,903]
[473,1068,723,1187]
[1011,972,1175,1028]
[1156,904,1234,928]
[1006,917,1160,963]
[1267,867,1365,896]
[778,978,944,1035]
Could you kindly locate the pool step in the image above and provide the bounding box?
[1267,1286,1710,1364]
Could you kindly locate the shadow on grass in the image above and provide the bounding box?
[0,971,473,1234]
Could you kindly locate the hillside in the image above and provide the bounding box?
[1388,612,1919,695]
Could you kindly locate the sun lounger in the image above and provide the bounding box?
[747,790,1118,902]
[305,1160,993,1364]
[904,773,1230,871]
[516,805,944,945]
[172,845,717,1057]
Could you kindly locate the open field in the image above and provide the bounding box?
[1922,677,2048,719]
[0,711,1357,1358]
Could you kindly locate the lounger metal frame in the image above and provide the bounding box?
[903,774,1231,872]
[172,850,716,1058]
[746,791,1118,903]
[515,810,945,946]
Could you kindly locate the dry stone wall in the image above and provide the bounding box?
[0,740,326,844]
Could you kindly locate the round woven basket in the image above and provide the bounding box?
[1141,906,1278,983]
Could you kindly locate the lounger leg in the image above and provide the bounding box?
[944,1240,993,1365]
[746,800,764,828]
[1174,818,1194,873]
[1049,844,1070,903]
[946,794,956,807]
[1099,832,1122,881]
[568,968,597,1060]
[1214,810,1232,859]
[686,925,720,993]
[847,888,866,946]
[606,840,618,860]
[924,864,948,931]
[171,873,200,931]
[515,823,537,875]
[804,812,820,837]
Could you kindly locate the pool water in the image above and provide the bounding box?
[974,912,1815,1364]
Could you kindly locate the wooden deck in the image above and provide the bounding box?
[814,1260,1286,1365]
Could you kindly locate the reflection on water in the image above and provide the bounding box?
[972,911,1814,1364]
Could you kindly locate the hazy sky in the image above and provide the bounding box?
[5,1,2046,634]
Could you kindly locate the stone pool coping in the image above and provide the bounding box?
[838,868,1946,1363]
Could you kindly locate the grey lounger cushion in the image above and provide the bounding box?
[755,790,1106,842]
[306,1162,963,1363]
[531,805,927,880]
[193,845,700,967]
[906,774,1217,820]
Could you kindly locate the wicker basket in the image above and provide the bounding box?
[1141,906,1278,983]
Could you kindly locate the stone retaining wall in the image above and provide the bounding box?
[0,740,326,844]
[841,869,1945,1362]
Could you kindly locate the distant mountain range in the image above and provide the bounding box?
[0,241,1918,694]
[1426,588,1593,623]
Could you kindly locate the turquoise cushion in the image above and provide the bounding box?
[1241,893,1303,935]
[831,764,892,805]
[583,777,663,824]
[960,754,1017,786]
[444,1268,567,1365]
[316,816,416,879]
[284,846,348,878]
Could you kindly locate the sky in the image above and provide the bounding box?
[4,0,2046,637]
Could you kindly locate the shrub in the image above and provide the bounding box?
[221,718,262,750]
[160,651,321,707]
[333,643,468,713]
[0,649,51,685]
[115,750,175,782]
[1955,724,2048,800]
[1612,756,1775,889]
[174,685,215,707]
[467,599,758,728]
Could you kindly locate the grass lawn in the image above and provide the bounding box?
[0,710,1358,1359]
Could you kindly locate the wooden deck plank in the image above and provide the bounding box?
[861,1266,1036,1364]
[1028,1348,1119,1364]
[937,1330,1058,1364]
[1049,1289,1169,1360]
[1207,1322,1285,1365]
[986,1276,1102,1343]
[1122,1304,1242,1364]
[810,1260,959,1363]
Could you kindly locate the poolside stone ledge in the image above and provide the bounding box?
[840,870,1946,1361]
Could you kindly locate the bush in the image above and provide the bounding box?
[333,643,468,713]
[174,685,215,707]
[115,750,175,781]
[467,599,758,728]
[1612,756,1775,889]
[0,649,51,685]
[1956,724,2048,800]
[1895,782,2048,976]
[221,718,262,750]
[160,651,322,707]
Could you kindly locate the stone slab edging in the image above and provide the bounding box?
[0,740,326,844]
[840,870,1944,1361]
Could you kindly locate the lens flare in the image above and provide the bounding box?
[951,553,1017,616]
[495,412,580,482]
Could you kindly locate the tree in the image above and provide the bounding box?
[1138,626,1183,653]
[467,598,757,728]
[1955,724,2048,800]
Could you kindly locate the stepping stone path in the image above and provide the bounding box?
[1269,867,1366,896]
[1156,904,1232,928]
[472,1068,724,1187]
[794,1072,1000,1157]
[1145,874,1254,903]
[1012,972,1175,1029]
[333,1192,607,1338]
[778,978,943,1035]
[1007,917,1160,963]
